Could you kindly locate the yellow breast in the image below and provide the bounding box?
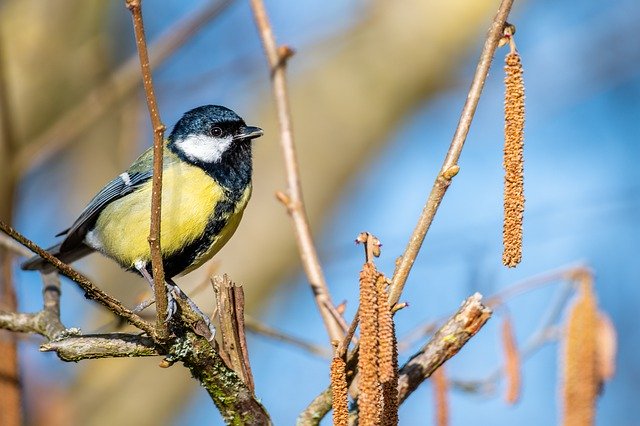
[93,162,228,268]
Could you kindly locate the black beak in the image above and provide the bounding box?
[234,126,263,141]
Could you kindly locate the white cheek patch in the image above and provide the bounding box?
[175,134,232,163]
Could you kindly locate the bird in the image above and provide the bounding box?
[22,105,263,296]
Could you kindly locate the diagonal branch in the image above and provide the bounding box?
[387,0,516,306]
[250,0,345,344]
[396,293,491,403]
[125,0,169,340]
[0,221,154,335]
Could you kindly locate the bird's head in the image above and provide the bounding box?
[168,105,263,165]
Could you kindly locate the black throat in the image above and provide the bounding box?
[168,139,253,201]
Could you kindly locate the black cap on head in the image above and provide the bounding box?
[169,105,246,141]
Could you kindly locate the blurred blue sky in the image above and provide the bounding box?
[14,0,640,424]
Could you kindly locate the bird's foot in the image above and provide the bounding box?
[166,281,216,341]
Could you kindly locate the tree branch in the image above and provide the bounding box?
[40,333,159,361]
[0,221,154,335]
[170,288,272,425]
[125,0,169,340]
[396,293,491,403]
[249,0,345,344]
[244,315,332,359]
[387,0,516,306]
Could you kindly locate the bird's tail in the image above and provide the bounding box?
[21,243,94,273]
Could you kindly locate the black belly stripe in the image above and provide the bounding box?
[155,198,236,278]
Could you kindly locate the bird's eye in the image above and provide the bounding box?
[210,127,223,137]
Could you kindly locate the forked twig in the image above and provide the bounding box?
[387,0,516,306]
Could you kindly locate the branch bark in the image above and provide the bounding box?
[125,0,169,340]
[40,334,159,361]
[396,294,491,403]
[387,0,516,306]
[249,0,345,344]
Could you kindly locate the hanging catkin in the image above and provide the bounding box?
[358,262,382,426]
[503,44,525,267]
[562,273,598,426]
[330,355,349,426]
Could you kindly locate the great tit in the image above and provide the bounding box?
[22,105,263,284]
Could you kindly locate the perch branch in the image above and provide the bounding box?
[387,0,516,306]
[169,288,272,424]
[40,333,159,361]
[14,0,235,176]
[125,0,169,340]
[0,221,154,335]
[250,0,344,343]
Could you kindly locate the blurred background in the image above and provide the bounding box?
[1,0,638,424]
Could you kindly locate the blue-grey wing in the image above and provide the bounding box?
[58,171,153,250]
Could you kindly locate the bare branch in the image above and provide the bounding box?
[388,0,516,306]
[40,333,159,361]
[170,288,272,425]
[0,221,154,335]
[249,0,345,343]
[124,0,169,340]
[244,315,332,359]
[396,293,491,403]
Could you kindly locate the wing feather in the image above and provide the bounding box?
[59,170,153,251]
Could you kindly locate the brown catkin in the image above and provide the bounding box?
[503,50,525,267]
[358,262,382,426]
[381,331,399,426]
[562,274,598,426]
[501,314,521,404]
[377,275,395,383]
[330,356,349,426]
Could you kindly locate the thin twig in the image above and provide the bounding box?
[387,0,516,306]
[125,0,169,340]
[14,0,235,177]
[451,280,574,394]
[244,315,332,359]
[0,221,154,335]
[249,0,344,344]
[485,262,589,307]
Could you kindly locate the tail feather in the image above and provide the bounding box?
[21,243,94,273]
